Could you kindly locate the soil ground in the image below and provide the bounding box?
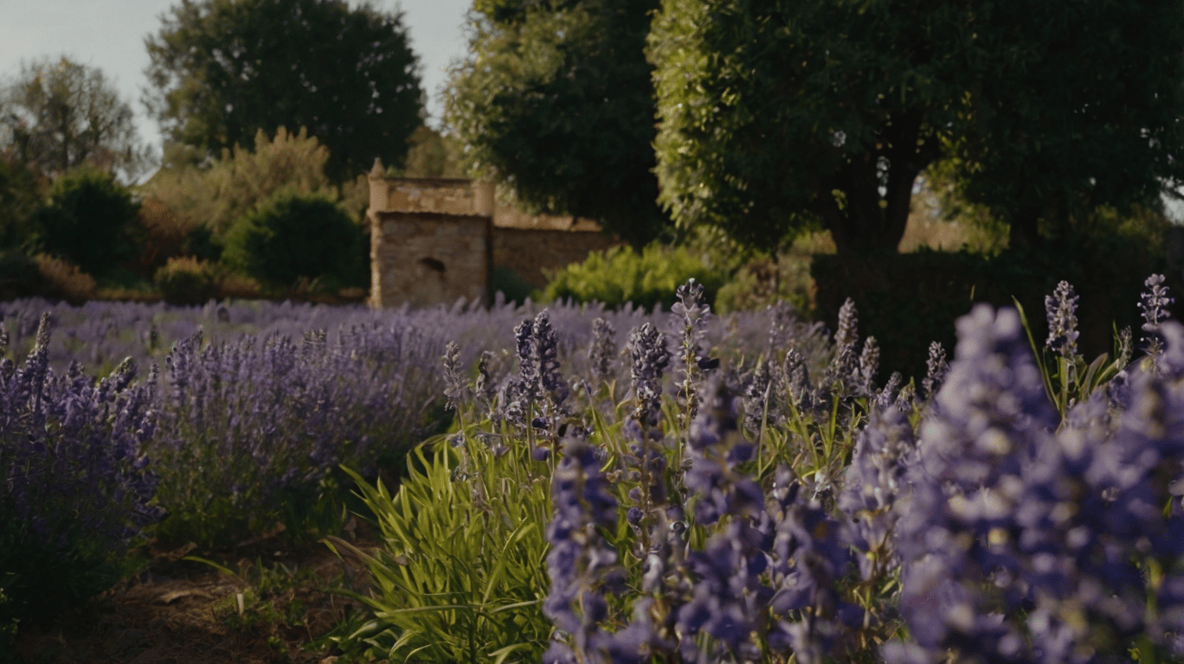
[12,523,380,664]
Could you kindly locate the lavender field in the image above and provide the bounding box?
[3,277,1184,663]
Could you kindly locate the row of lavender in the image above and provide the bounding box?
[0,294,802,633]
[334,276,1184,663]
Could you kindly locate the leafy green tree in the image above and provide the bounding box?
[33,166,141,279]
[223,191,365,290]
[0,155,43,251]
[144,0,422,184]
[936,1,1184,249]
[393,126,465,179]
[649,0,1184,255]
[443,0,664,248]
[0,56,154,182]
[144,127,341,238]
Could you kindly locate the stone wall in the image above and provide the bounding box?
[366,158,621,308]
[493,227,621,289]
[370,211,491,309]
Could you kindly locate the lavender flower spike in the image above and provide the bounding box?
[628,322,670,427]
[1044,280,1080,360]
[1140,273,1174,359]
[588,317,617,385]
[921,341,947,399]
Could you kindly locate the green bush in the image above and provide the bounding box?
[155,256,218,305]
[0,157,42,253]
[490,265,538,305]
[0,252,44,300]
[32,166,140,280]
[541,243,726,311]
[715,251,815,316]
[223,192,366,291]
[812,233,1177,381]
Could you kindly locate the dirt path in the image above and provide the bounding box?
[13,530,378,664]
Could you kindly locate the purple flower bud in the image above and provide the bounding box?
[1044,280,1080,359]
[588,317,617,385]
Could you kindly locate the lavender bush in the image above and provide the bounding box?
[340,276,1184,664]
[0,313,161,634]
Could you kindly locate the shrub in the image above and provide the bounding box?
[812,231,1177,379]
[32,167,140,279]
[143,127,344,239]
[490,265,538,306]
[155,256,218,306]
[34,254,97,304]
[0,252,44,300]
[0,157,43,252]
[130,197,199,279]
[541,243,726,311]
[0,315,161,637]
[715,251,815,316]
[223,192,366,292]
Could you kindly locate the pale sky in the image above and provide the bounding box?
[0,0,472,157]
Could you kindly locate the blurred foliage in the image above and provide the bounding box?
[648,0,1184,255]
[223,192,366,292]
[32,167,140,280]
[155,256,219,306]
[0,156,42,252]
[812,205,1178,380]
[935,1,1184,249]
[33,255,97,304]
[443,0,666,249]
[0,56,154,183]
[129,197,201,280]
[0,252,43,301]
[144,0,421,184]
[490,265,538,306]
[143,127,342,239]
[389,125,466,179]
[541,243,726,311]
[899,168,1009,254]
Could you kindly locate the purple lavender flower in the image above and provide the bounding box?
[1140,273,1174,359]
[1,316,160,622]
[858,336,880,398]
[890,305,1056,662]
[827,298,859,387]
[671,278,717,425]
[921,341,947,399]
[628,322,670,428]
[441,341,466,412]
[783,347,814,410]
[889,303,1184,663]
[684,378,762,526]
[545,437,647,663]
[588,317,617,386]
[1044,280,1080,360]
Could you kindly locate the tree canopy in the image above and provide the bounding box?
[648,0,1184,255]
[937,0,1184,248]
[443,0,665,249]
[144,0,423,184]
[0,56,154,183]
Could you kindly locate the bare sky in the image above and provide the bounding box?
[0,0,472,156]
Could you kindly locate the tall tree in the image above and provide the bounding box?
[0,56,154,183]
[649,0,1184,255]
[939,0,1184,249]
[144,0,422,184]
[443,0,664,249]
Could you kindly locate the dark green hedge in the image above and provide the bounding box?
[812,240,1179,382]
